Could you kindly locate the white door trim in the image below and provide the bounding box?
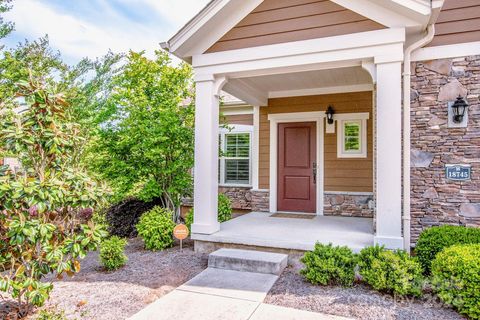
[268,112,325,215]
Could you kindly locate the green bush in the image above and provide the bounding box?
[432,244,480,319]
[99,236,128,271]
[136,207,176,251]
[184,209,193,231]
[218,194,232,222]
[358,245,424,297]
[300,243,357,287]
[415,225,480,274]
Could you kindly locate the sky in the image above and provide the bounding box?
[2,0,211,64]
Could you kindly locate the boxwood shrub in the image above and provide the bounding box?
[99,236,128,271]
[432,244,480,320]
[415,225,480,274]
[136,207,176,251]
[358,245,424,297]
[300,243,357,287]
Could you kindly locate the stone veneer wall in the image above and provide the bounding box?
[410,55,480,245]
[324,193,374,218]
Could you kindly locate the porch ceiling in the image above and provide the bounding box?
[223,66,373,105]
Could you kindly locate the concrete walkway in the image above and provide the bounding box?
[129,267,351,320]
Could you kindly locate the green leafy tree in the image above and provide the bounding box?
[0,0,14,42]
[88,50,194,217]
[0,76,108,317]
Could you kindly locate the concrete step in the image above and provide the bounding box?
[208,248,288,275]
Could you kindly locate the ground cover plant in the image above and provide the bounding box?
[0,78,108,317]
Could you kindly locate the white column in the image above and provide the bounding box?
[375,61,404,249]
[251,105,260,190]
[192,77,220,234]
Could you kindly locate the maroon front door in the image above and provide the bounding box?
[277,122,316,213]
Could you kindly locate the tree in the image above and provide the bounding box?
[0,0,14,41]
[0,76,108,317]
[88,50,194,217]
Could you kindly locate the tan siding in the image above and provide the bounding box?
[206,0,385,53]
[429,0,480,46]
[259,92,373,193]
[222,114,253,126]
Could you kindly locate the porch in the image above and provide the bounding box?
[192,212,374,253]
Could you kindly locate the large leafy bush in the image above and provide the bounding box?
[218,194,233,222]
[415,225,480,274]
[136,207,176,251]
[432,244,480,319]
[300,243,357,287]
[358,245,424,297]
[0,78,108,316]
[99,236,128,271]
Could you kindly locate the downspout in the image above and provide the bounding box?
[403,24,435,252]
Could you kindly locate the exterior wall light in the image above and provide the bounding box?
[326,106,335,124]
[451,96,468,124]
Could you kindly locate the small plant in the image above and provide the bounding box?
[99,236,128,271]
[184,209,193,232]
[358,245,424,297]
[218,194,232,222]
[136,207,176,251]
[300,243,357,287]
[415,225,480,274]
[35,308,67,320]
[432,244,480,320]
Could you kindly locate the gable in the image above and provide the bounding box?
[428,0,480,47]
[206,0,386,53]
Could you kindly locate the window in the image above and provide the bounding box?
[337,116,368,158]
[219,125,252,186]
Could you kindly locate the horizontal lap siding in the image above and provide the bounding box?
[223,114,254,126]
[429,0,480,46]
[206,0,385,53]
[258,92,374,192]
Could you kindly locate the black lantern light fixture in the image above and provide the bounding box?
[451,95,469,124]
[326,105,335,124]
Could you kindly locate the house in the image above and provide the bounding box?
[164,0,480,253]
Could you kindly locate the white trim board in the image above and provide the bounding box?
[268,112,325,215]
[412,41,480,62]
[269,84,374,99]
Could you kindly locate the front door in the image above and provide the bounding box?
[277,122,316,213]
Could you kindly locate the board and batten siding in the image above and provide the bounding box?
[206,0,385,53]
[428,0,480,47]
[258,92,374,193]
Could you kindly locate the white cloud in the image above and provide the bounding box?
[4,0,210,63]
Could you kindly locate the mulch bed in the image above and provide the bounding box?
[1,238,208,320]
[264,257,465,320]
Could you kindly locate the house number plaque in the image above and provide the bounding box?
[445,164,471,181]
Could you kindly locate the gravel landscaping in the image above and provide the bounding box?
[264,257,465,320]
[1,238,208,320]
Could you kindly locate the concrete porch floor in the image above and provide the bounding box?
[192,212,374,253]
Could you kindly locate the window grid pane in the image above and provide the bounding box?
[344,122,361,152]
[220,133,251,185]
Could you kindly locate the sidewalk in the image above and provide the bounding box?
[129,267,351,320]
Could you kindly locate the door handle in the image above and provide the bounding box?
[313,162,317,184]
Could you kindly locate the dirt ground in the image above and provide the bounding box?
[1,238,208,320]
[264,258,465,320]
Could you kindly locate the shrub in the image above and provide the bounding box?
[358,245,424,297]
[136,207,176,251]
[218,194,232,222]
[35,308,67,320]
[415,225,480,274]
[105,197,164,238]
[432,244,480,319]
[99,236,128,271]
[300,243,357,287]
[184,209,193,232]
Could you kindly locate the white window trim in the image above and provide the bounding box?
[336,113,369,159]
[219,124,253,187]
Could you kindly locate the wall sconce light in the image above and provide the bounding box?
[326,106,335,124]
[451,96,469,124]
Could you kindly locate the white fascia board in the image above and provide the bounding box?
[223,82,268,107]
[193,28,405,68]
[412,42,480,61]
[220,105,253,116]
[169,0,264,59]
[269,84,374,99]
[332,0,420,28]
